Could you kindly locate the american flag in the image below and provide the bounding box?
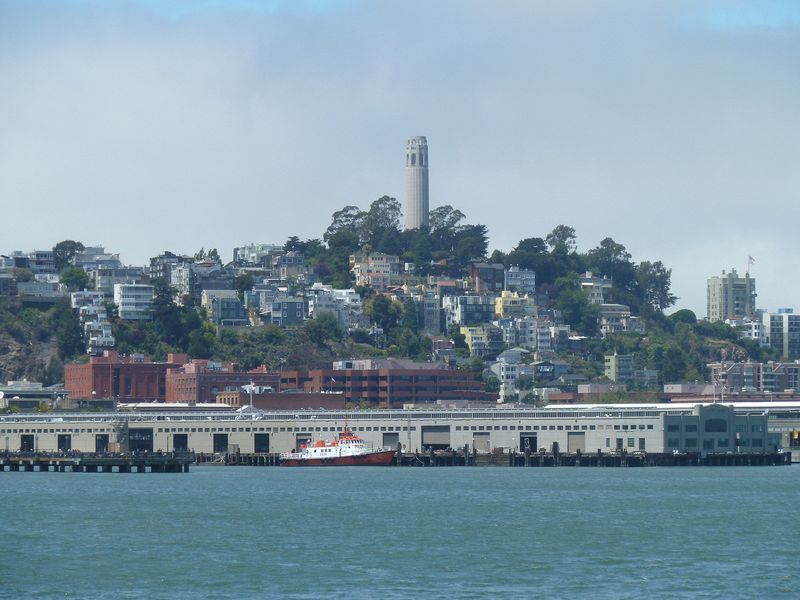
[748,256,756,264]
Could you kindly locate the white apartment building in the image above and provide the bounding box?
[580,272,613,305]
[114,284,154,320]
[504,265,536,294]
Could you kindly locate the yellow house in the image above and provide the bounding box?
[494,290,538,319]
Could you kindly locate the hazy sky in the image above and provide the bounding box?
[1,0,798,316]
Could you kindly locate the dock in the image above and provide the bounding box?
[0,451,194,473]
[211,446,793,467]
[398,447,793,467]
[4,449,788,470]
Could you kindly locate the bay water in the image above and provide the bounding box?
[1,465,798,599]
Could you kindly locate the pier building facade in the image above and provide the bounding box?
[0,403,785,457]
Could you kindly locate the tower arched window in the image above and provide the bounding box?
[419,152,424,167]
[411,154,416,166]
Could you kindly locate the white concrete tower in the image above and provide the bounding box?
[404,136,429,230]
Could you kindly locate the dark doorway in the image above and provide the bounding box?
[95,434,109,453]
[254,433,270,453]
[20,434,34,452]
[172,434,188,452]
[129,428,154,453]
[520,433,538,452]
[213,433,229,454]
[57,434,72,452]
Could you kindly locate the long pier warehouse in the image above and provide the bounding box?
[1,402,798,460]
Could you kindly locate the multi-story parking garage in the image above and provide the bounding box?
[0,403,787,457]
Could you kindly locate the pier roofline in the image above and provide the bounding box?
[3,400,800,424]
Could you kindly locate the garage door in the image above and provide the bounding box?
[421,425,450,448]
[567,431,585,453]
[473,432,490,453]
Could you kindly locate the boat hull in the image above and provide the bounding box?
[280,449,396,467]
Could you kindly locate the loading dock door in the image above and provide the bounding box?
[567,432,585,453]
[95,434,109,453]
[172,434,188,452]
[473,432,490,453]
[382,432,399,449]
[421,425,451,450]
[57,434,72,452]
[20,434,34,452]
[254,433,270,453]
[520,433,537,452]
[128,428,154,453]
[213,433,229,454]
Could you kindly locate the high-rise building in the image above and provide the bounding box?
[706,269,756,322]
[762,309,800,361]
[404,136,429,230]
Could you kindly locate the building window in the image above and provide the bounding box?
[703,438,714,450]
[627,438,634,448]
[685,424,697,432]
[638,438,645,450]
[705,419,727,433]
[667,438,679,447]
[685,438,697,447]
[667,424,680,432]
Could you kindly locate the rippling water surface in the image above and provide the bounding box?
[2,465,799,599]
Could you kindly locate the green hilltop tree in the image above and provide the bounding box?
[59,267,90,292]
[52,240,85,272]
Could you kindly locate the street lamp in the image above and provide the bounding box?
[241,382,255,411]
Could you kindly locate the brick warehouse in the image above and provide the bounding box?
[64,351,187,401]
[165,360,279,404]
[279,358,496,408]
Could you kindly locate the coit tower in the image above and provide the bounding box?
[404,136,429,230]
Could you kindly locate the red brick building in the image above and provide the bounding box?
[165,360,279,404]
[215,390,348,410]
[279,358,496,408]
[65,351,188,401]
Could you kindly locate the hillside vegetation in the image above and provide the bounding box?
[0,203,779,386]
